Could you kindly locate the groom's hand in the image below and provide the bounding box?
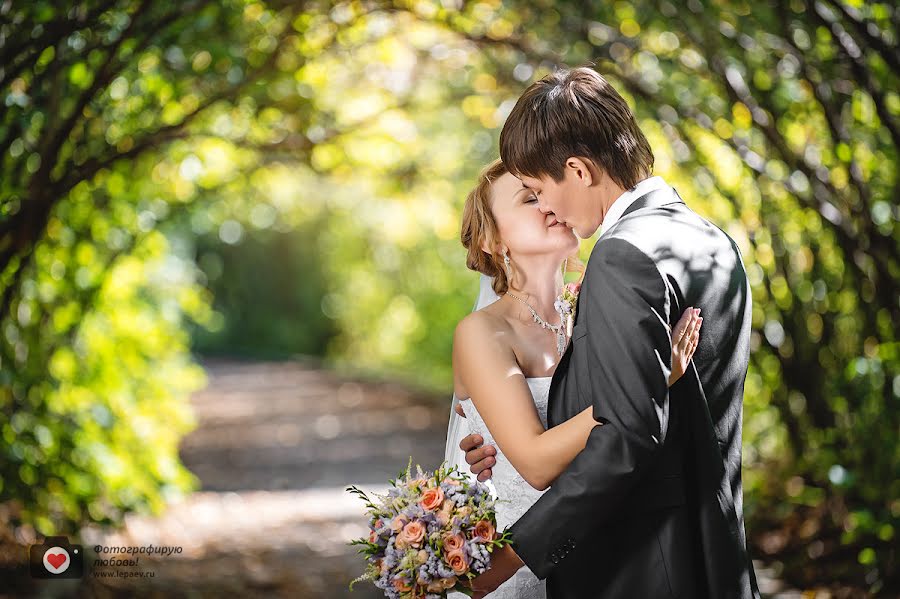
[459,434,496,482]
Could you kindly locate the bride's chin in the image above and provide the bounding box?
[562,233,580,249]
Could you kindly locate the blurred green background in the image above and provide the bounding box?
[0,0,896,595]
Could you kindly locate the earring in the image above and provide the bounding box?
[503,251,512,279]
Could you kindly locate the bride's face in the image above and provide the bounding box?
[488,172,579,259]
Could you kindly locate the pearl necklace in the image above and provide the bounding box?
[505,291,568,356]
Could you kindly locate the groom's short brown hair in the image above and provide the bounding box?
[499,66,654,189]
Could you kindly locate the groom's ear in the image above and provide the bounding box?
[565,157,595,187]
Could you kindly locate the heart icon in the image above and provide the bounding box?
[47,553,67,569]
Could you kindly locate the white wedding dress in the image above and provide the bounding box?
[447,376,551,599]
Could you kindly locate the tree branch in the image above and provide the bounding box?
[774,0,875,222]
[810,0,900,150]
[821,0,900,75]
[0,1,299,302]
[0,0,121,90]
[33,0,153,192]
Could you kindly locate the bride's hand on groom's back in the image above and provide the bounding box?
[460,433,496,482]
[669,307,703,386]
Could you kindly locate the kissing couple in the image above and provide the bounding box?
[443,66,760,599]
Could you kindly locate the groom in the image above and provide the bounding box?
[460,67,760,599]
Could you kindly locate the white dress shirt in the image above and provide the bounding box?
[599,175,670,237]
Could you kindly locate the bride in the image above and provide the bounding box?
[444,159,702,599]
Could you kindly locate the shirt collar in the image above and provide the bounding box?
[599,175,669,237]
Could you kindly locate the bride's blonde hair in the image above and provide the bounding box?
[461,160,509,295]
[460,159,584,296]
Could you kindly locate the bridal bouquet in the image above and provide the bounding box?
[347,461,513,598]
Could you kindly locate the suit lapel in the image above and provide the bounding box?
[547,344,571,427]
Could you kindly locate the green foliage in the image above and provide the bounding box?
[189,221,337,358]
[0,172,209,533]
[0,0,275,533]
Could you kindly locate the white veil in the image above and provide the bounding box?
[443,274,501,474]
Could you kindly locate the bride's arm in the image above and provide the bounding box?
[453,308,702,491]
[453,313,587,491]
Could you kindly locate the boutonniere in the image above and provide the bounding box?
[554,281,581,339]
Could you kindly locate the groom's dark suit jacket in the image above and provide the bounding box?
[507,185,760,599]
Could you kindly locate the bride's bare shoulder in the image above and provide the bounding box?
[453,309,515,398]
[454,306,512,344]
[453,309,518,381]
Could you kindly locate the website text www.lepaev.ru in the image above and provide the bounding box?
[90,544,183,579]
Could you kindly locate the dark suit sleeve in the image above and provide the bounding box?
[507,237,673,579]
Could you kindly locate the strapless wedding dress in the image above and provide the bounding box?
[449,377,551,599]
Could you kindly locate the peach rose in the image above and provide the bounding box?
[474,520,495,542]
[393,578,412,592]
[446,549,469,575]
[436,501,454,526]
[420,486,444,511]
[417,549,429,565]
[390,514,409,533]
[442,533,465,553]
[398,520,426,548]
[368,529,378,543]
